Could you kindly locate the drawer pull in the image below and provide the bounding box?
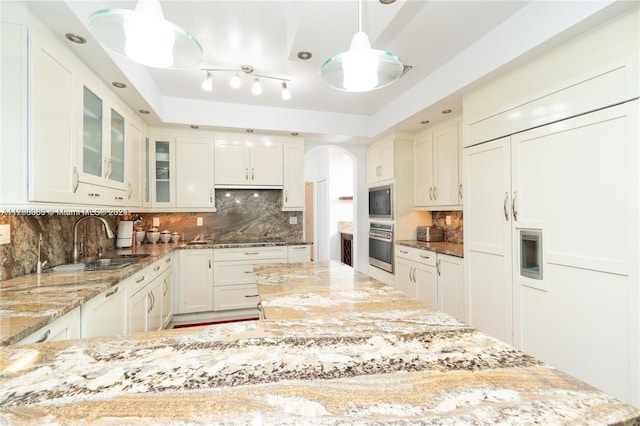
[244,271,254,274]
[244,252,259,255]
[245,294,259,298]
[419,254,431,259]
[153,265,161,272]
[136,275,146,284]
[105,287,119,297]
[35,329,51,343]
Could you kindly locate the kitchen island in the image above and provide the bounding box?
[1,261,639,425]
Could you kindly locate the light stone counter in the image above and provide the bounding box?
[0,261,638,425]
[395,240,463,258]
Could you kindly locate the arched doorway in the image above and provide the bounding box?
[304,146,357,268]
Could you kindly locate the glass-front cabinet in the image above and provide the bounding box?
[78,85,126,192]
[145,137,175,207]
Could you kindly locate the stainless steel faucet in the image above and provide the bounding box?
[72,216,115,263]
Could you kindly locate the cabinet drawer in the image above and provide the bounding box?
[414,249,437,266]
[213,246,288,262]
[18,307,81,345]
[214,258,283,286]
[395,245,413,261]
[213,284,260,311]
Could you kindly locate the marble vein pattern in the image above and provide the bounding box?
[1,261,638,425]
[395,240,463,258]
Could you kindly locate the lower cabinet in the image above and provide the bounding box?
[288,245,311,263]
[81,281,128,338]
[128,255,173,333]
[213,246,288,312]
[18,307,81,345]
[177,249,213,314]
[394,245,465,321]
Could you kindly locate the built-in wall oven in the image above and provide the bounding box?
[369,222,393,273]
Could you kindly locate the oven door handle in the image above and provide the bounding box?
[369,234,392,242]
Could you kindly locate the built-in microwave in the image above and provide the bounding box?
[369,184,393,219]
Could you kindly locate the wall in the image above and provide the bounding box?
[135,189,302,243]
[0,189,302,281]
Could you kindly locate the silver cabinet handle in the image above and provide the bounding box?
[418,254,431,260]
[437,259,441,276]
[399,249,409,254]
[103,156,109,178]
[245,294,259,298]
[115,196,124,201]
[245,168,249,181]
[503,192,509,221]
[163,279,168,296]
[512,191,518,221]
[105,287,119,297]
[136,275,146,284]
[35,329,51,343]
[73,167,80,193]
[153,265,161,272]
[433,187,437,201]
[429,187,433,201]
[251,168,255,180]
[458,183,463,200]
[244,252,259,256]
[209,188,213,203]
[285,190,288,203]
[128,182,132,200]
[147,293,153,314]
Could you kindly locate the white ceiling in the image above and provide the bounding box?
[23,0,629,144]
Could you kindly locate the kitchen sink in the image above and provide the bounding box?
[84,254,150,271]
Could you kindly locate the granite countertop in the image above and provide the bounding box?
[0,261,638,425]
[395,240,463,258]
[0,240,311,346]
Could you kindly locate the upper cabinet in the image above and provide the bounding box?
[215,139,283,188]
[176,137,215,209]
[146,138,176,208]
[413,117,462,210]
[367,139,395,184]
[282,140,305,210]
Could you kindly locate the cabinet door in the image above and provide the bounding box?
[251,143,283,185]
[413,134,434,207]
[147,278,163,332]
[18,307,81,345]
[394,257,414,297]
[153,140,175,207]
[215,142,250,185]
[378,140,395,181]
[81,86,105,183]
[129,288,148,334]
[29,36,77,203]
[437,255,464,322]
[366,146,380,184]
[282,142,305,209]
[414,263,437,309]
[125,122,142,206]
[177,137,214,207]
[288,245,310,263]
[433,125,459,206]
[82,283,127,338]
[160,268,173,328]
[464,136,513,344]
[178,250,213,314]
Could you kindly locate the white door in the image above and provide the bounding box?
[129,288,148,334]
[177,137,214,207]
[125,122,142,207]
[215,142,250,185]
[147,278,163,332]
[252,143,283,185]
[413,134,433,207]
[178,250,213,314]
[415,263,437,309]
[394,257,413,297]
[511,101,638,404]
[464,136,513,344]
[437,255,465,322]
[316,179,329,261]
[82,283,127,338]
[433,124,459,206]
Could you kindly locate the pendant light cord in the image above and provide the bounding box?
[358,0,362,32]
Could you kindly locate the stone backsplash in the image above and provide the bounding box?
[431,211,463,244]
[0,190,302,281]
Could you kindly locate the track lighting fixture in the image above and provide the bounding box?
[200,65,291,99]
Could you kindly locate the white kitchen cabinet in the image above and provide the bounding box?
[213,247,287,311]
[414,120,461,209]
[129,255,173,333]
[125,122,142,207]
[436,254,465,322]
[77,84,127,193]
[147,138,176,208]
[177,249,213,314]
[282,141,305,210]
[18,307,81,345]
[160,265,174,329]
[464,100,638,404]
[394,246,437,309]
[28,29,78,204]
[367,139,395,184]
[176,137,215,209]
[215,139,283,187]
[81,281,128,338]
[287,245,310,263]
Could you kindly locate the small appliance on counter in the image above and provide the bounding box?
[416,226,444,242]
[116,221,134,248]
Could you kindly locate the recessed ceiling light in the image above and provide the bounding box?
[139,109,150,115]
[112,82,127,89]
[297,51,312,60]
[190,125,199,129]
[420,120,430,125]
[291,132,299,136]
[442,109,452,114]
[65,33,86,44]
[246,129,254,133]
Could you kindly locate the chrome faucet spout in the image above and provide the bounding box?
[72,216,115,263]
